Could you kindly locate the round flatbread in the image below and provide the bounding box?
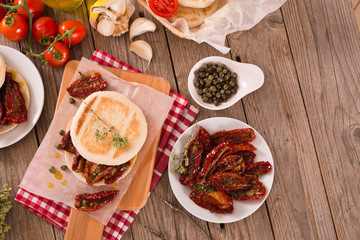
[0,66,30,134]
[178,0,216,8]
[70,91,147,165]
[168,0,220,28]
[0,54,5,88]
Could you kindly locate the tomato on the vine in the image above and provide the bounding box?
[58,20,86,46]
[0,0,7,21]
[32,16,58,45]
[148,0,178,18]
[14,0,45,21]
[43,42,70,67]
[0,14,28,42]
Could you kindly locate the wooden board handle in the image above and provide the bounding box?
[65,210,104,240]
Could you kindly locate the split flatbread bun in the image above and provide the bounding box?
[70,91,147,166]
[0,54,5,88]
[0,66,30,134]
[178,0,216,8]
[168,0,220,28]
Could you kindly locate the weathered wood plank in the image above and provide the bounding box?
[281,0,360,239]
[227,9,337,239]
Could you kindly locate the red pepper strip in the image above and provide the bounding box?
[72,155,86,172]
[58,131,79,155]
[4,77,27,123]
[104,160,131,184]
[209,172,254,192]
[245,161,272,178]
[84,161,107,186]
[180,140,204,185]
[189,182,233,213]
[225,175,266,200]
[195,126,212,156]
[196,142,235,181]
[211,128,255,146]
[67,72,107,98]
[232,143,257,151]
[210,155,246,177]
[0,100,5,126]
[74,190,119,212]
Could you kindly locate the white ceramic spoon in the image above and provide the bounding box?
[188,56,264,110]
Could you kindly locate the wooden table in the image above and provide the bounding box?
[1,0,359,239]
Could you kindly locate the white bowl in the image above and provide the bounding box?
[188,56,264,110]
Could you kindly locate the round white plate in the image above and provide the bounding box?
[0,45,44,148]
[168,117,274,223]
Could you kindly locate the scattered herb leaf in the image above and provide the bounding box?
[49,166,56,174]
[59,130,66,136]
[60,165,68,171]
[69,98,76,104]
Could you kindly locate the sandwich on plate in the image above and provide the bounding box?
[58,90,147,186]
[0,53,29,134]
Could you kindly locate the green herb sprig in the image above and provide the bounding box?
[0,184,12,240]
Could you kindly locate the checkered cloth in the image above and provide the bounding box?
[15,50,199,239]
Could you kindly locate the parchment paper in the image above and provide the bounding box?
[170,0,287,53]
[20,58,174,225]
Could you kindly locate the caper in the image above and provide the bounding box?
[206,64,212,68]
[224,75,230,81]
[208,75,214,80]
[194,82,200,87]
[198,89,203,95]
[199,72,206,78]
[218,77,224,83]
[217,84,222,89]
[214,100,220,106]
[234,83,239,89]
[221,64,226,68]
[59,130,66,136]
[203,88,208,93]
[223,68,228,74]
[206,92,212,97]
[219,72,224,78]
[229,80,235,87]
[61,165,68,171]
[226,90,232,94]
[49,166,55,174]
[205,72,209,77]
[214,64,219,68]
[212,79,218,85]
[203,96,209,102]
[205,80,212,86]
[221,94,227,99]
[199,67,205,72]
[69,98,76,104]
[200,79,204,86]
[210,86,217,92]
[231,72,237,78]
[195,71,199,77]
[220,89,225,94]
[213,73,218,78]
[224,84,229,90]
[232,89,237,94]
[216,67,222,73]
[216,93,221,98]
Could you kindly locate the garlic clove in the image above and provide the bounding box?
[130,40,153,63]
[89,11,100,30]
[110,0,127,16]
[129,18,156,40]
[97,18,116,36]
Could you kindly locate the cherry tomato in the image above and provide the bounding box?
[58,20,86,46]
[32,16,58,45]
[14,0,45,20]
[44,42,70,67]
[148,0,178,18]
[0,14,28,42]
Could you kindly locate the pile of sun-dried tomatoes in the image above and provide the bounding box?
[176,126,272,213]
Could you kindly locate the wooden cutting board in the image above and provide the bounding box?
[57,60,170,240]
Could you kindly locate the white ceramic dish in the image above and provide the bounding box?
[0,45,44,148]
[188,56,264,110]
[168,117,274,223]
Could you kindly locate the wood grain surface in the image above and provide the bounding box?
[1,0,359,239]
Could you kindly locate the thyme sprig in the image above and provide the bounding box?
[171,134,194,174]
[83,102,128,148]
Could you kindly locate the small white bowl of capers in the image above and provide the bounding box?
[188,56,264,110]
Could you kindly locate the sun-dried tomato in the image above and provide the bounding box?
[74,190,119,212]
[179,140,204,185]
[84,161,108,186]
[195,126,212,156]
[225,175,266,200]
[210,154,245,177]
[189,182,233,213]
[245,161,272,178]
[67,72,107,98]
[232,143,257,152]
[58,131,79,155]
[72,155,86,172]
[4,77,27,123]
[196,142,235,181]
[103,160,131,184]
[211,128,255,146]
[209,172,254,192]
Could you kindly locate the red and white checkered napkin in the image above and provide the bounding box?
[15,49,199,239]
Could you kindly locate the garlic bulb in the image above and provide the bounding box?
[129,18,156,40]
[90,0,135,37]
[130,40,153,63]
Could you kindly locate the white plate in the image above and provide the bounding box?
[0,45,44,148]
[168,117,274,223]
[188,56,264,110]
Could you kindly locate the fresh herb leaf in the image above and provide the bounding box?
[112,134,128,148]
[172,155,179,161]
[0,184,12,240]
